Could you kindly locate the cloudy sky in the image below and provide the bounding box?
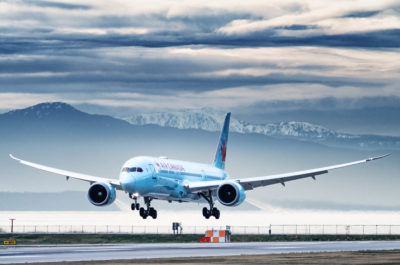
[0,0,399,113]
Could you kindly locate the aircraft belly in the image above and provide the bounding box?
[143,192,202,202]
[136,173,198,201]
[134,170,222,203]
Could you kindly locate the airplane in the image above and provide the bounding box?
[10,113,389,219]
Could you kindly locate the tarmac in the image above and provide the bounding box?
[1,241,400,264]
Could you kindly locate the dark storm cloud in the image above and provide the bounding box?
[0,63,384,95]
[24,0,92,10]
[212,29,400,48]
[1,28,400,58]
[272,29,400,48]
[342,10,381,18]
[277,24,319,30]
[0,35,395,98]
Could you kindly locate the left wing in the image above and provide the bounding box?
[187,154,389,192]
[10,154,122,190]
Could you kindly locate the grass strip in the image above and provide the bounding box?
[1,233,400,245]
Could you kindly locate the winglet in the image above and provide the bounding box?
[366,153,391,162]
[9,154,21,162]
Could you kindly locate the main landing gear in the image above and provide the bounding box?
[199,191,220,219]
[139,197,157,219]
[130,194,157,219]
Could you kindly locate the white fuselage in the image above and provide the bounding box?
[119,156,228,202]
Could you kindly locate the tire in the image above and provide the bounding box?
[212,208,218,216]
[139,207,145,217]
[131,203,136,211]
[214,209,220,219]
[149,208,157,219]
[136,203,140,210]
[202,207,208,217]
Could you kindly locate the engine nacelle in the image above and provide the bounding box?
[87,182,116,206]
[216,181,246,207]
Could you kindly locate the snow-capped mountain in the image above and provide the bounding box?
[2,103,398,150]
[121,108,354,141]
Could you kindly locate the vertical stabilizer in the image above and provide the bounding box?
[213,113,230,169]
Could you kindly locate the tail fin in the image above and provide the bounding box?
[213,112,231,169]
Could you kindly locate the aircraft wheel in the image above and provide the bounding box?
[150,208,157,219]
[213,208,220,219]
[202,207,208,217]
[131,203,136,211]
[136,203,140,210]
[139,207,145,217]
[212,208,220,219]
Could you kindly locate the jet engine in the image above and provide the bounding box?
[216,181,246,206]
[87,182,116,206]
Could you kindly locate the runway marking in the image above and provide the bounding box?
[0,255,45,259]
[267,246,300,249]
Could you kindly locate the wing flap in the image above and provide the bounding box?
[10,154,122,190]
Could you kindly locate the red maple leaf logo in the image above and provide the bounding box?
[221,140,226,162]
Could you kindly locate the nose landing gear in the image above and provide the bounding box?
[129,193,140,211]
[199,191,220,219]
[131,203,140,211]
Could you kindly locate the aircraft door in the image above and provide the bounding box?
[149,164,158,182]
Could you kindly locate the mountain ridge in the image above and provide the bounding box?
[121,108,354,141]
[2,102,400,150]
[119,108,400,150]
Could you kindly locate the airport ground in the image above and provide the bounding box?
[10,250,400,265]
[2,233,400,244]
[2,234,400,264]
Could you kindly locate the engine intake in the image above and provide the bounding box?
[217,181,245,206]
[88,182,116,206]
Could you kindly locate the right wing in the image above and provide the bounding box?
[237,154,389,190]
[10,154,122,190]
[187,154,390,192]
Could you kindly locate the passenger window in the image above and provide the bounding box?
[129,167,137,172]
[137,167,143,172]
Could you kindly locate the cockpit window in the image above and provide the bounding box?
[122,167,143,173]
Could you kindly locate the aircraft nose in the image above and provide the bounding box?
[119,173,136,192]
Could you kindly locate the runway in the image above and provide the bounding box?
[1,241,400,264]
